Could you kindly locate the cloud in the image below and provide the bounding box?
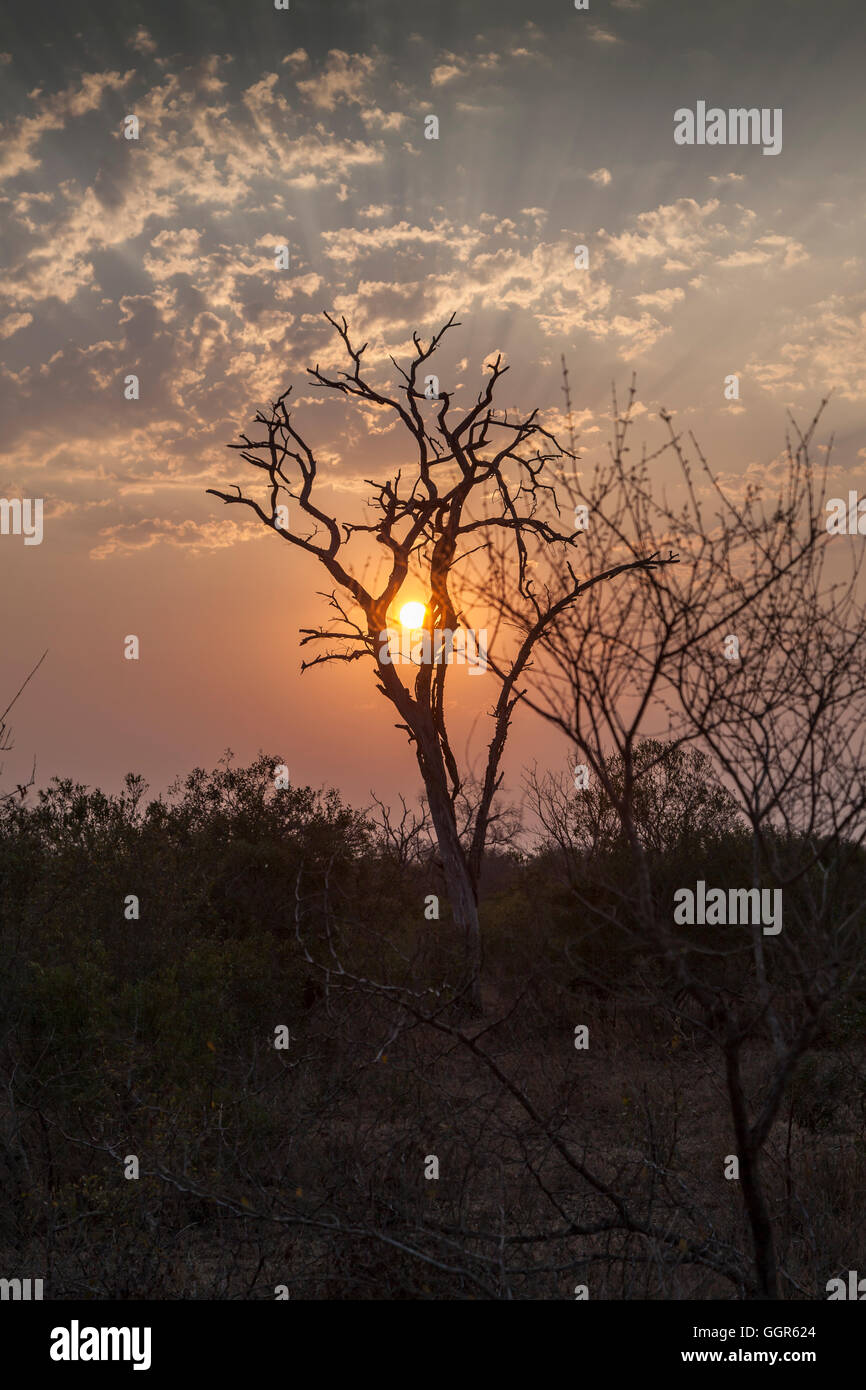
[587,25,621,44]
[633,287,685,311]
[142,228,203,281]
[747,294,866,402]
[321,220,449,264]
[2,174,178,306]
[0,60,391,307]
[321,225,671,359]
[295,49,378,110]
[600,198,725,267]
[718,235,807,270]
[0,70,133,182]
[2,39,857,552]
[430,46,508,88]
[0,312,33,338]
[90,516,261,560]
[360,108,407,131]
[431,63,464,87]
[129,27,157,56]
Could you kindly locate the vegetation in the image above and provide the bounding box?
[2,745,863,1299]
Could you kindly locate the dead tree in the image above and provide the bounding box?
[0,651,47,803]
[208,317,675,1011]
[483,386,866,1296]
[659,414,866,1299]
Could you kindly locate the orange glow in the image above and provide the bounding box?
[399,602,427,628]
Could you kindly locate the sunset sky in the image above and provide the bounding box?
[2,0,864,812]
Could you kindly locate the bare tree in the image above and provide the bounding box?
[0,651,47,804]
[482,387,866,1297]
[209,317,674,1010]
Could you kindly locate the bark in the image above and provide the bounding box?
[725,1039,779,1299]
[415,719,482,1013]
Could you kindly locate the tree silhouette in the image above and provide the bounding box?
[209,314,675,1009]
[0,651,46,804]
[486,390,866,1297]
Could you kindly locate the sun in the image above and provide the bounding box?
[399,601,427,629]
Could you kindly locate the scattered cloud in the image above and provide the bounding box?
[431,63,464,87]
[634,287,686,311]
[747,294,866,402]
[0,38,858,550]
[0,312,33,338]
[360,108,407,131]
[718,235,807,271]
[600,198,725,267]
[587,25,621,45]
[129,27,157,56]
[295,49,378,110]
[90,516,261,560]
[0,70,133,182]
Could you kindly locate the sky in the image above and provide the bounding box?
[1,0,864,815]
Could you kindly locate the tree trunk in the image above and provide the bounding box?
[725,1041,779,1299]
[739,1148,779,1299]
[427,781,482,1013]
[414,724,483,1013]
